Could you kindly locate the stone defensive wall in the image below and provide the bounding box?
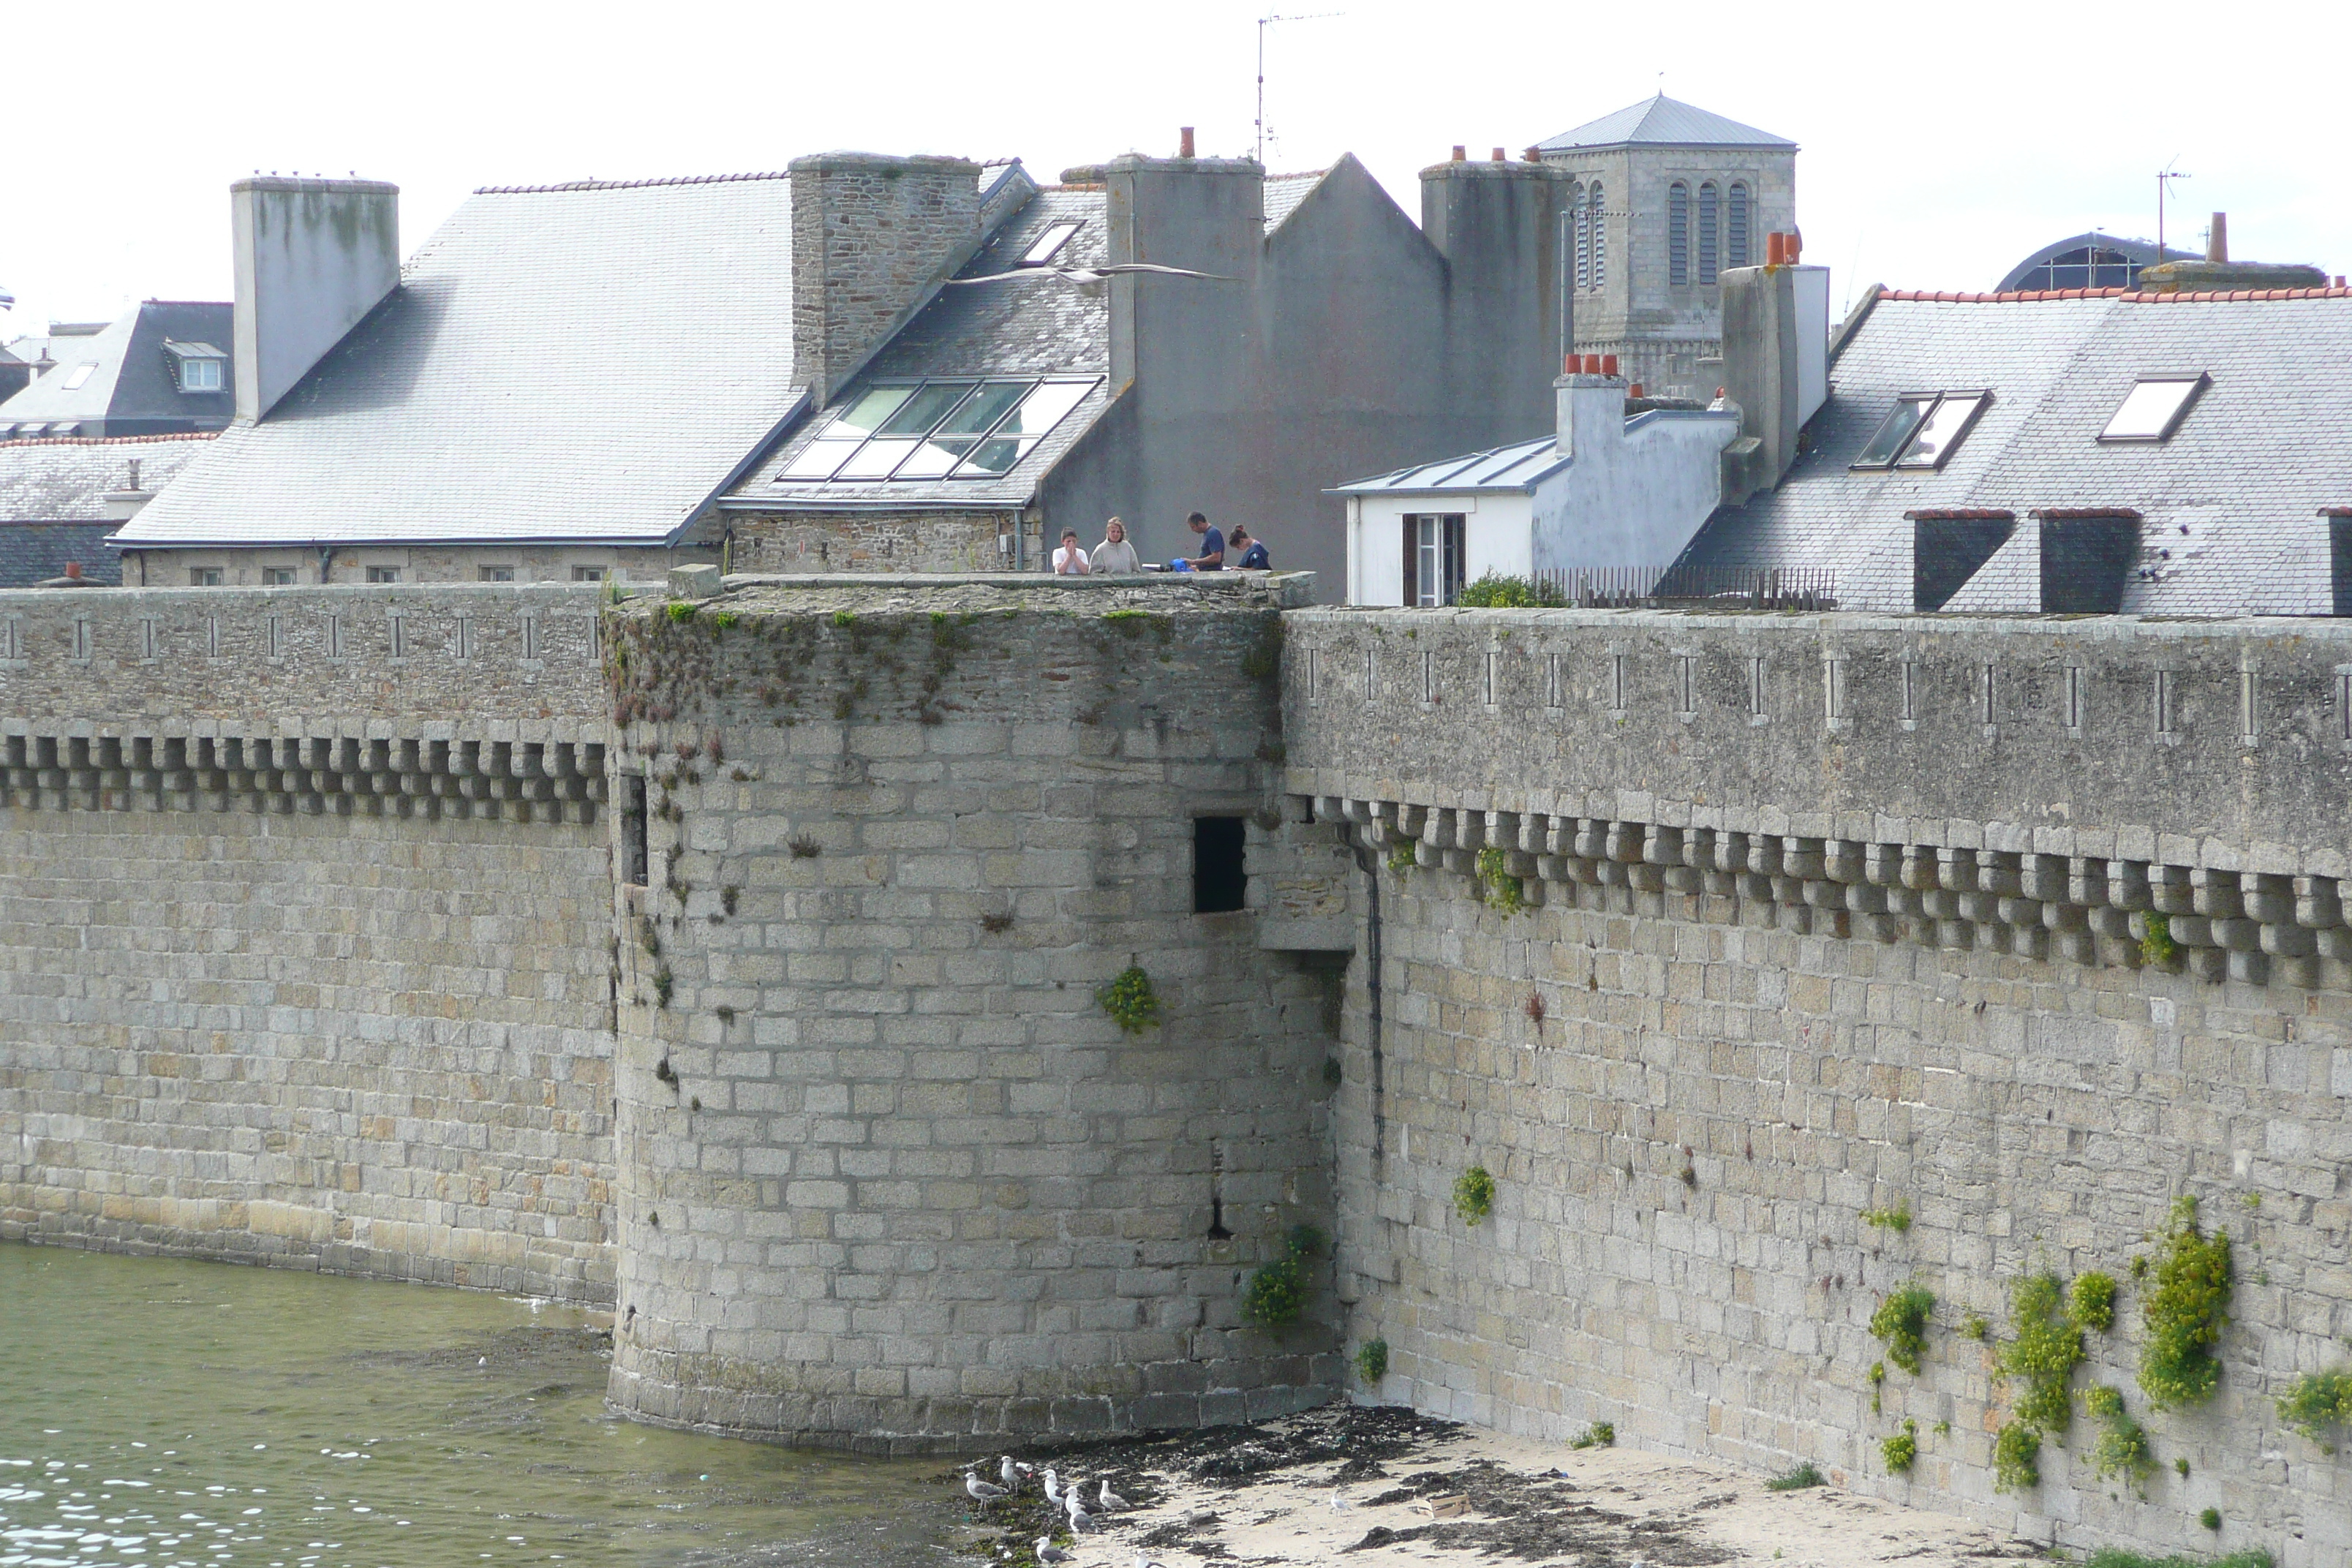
[599,573,1346,1451]
[1283,606,2352,1564]
[1,584,618,1300]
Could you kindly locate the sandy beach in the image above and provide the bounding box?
[946,1405,2034,1568]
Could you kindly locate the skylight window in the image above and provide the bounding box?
[1851,391,1992,472]
[774,377,1100,484]
[2098,374,2207,442]
[60,362,97,391]
[1020,222,1082,266]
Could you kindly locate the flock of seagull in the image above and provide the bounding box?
[962,1455,1167,1566]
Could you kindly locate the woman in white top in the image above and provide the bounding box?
[1088,517,1142,574]
[1052,529,1090,574]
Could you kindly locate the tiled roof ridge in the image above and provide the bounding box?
[2032,507,2144,520]
[472,170,791,195]
[1904,507,2016,521]
[0,431,221,448]
[1877,284,2352,304]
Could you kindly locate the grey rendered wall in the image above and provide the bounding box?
[599,573,1343,1451]
[0,584,617,1299]
[1283,606,2352,1565]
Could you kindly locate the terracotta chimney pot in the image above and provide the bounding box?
[1179,127,1196,159]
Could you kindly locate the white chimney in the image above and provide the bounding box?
[1554,353,1627,460]
[232,176,400,422]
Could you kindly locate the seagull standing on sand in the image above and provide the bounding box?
[943,262,1237,289]
[1041,1469,1064,1507]
[965,1471,1010,1508]
[1066,1495,1097,1534]
[1098,1479,1129,1512]
[1036,1539,1074,1564]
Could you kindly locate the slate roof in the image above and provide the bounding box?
[1331,434,1562,495]
[1262,170,1330,233]
[0,432,216,521]
[729,189,1112,513]
[1538,94,1795,153]
[1678,289,2352,615]
[114,173,801,548]
[0,521,121,586]
[0,302,233,436]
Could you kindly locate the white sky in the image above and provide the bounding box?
[3,0,2342,335]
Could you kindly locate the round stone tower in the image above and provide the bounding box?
[601,573,1341,1450]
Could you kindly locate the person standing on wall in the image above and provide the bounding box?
[1089,518,1141,574]
[1183,511,1224,570]
[1229,527,1270,570]
[1052,529,1090,574]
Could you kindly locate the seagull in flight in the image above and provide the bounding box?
[946,262,1235,287]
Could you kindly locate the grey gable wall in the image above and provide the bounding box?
[1036,156,1567,598]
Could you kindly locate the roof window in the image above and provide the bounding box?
[775,377,1098,484]
[60,362,97,391]
[1852,391,1992,471]
[2098,374,2206,442]
[1020,221,1082,266]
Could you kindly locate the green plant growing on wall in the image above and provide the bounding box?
[1474,846,1527,916]
[2200,1507,2223,1531]
[1861,1202,1914,1233]
[666,600,696,622]
[1991,1420,2041,1492]
[2000,1272,2085,1436]
[1868,1360,1885,1414]
[1240,1224,1323,1328]
[1455,572,1568,608]
[2138,909,2177,966]
[2070,1271,2119,1333]
[1386,840,1417,875]
[652,967,673,1009]
[1765,1461,1824,1490]
[1870,1282,1936,1376]
[2138,1196,2233,1411]
[2275,1367,2352,1450]
[1569,1421,1614,1450]
[1354,1339,1389,1384]
[711,610,739,631]
[2082,1385,2157,1496]
[1240,618,1285,683]
[1961,1313,1991,1342]
[1097,965,1162,1034]
[1881,1419,1918,1474]
[1453,1165,1496,1226]
[831,609,856,627]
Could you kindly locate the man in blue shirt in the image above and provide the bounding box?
[1185,511,1224,570]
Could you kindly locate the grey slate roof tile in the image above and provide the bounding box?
[1538,94,1795,152]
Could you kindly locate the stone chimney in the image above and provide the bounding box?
[1420,156,1574,427]
[1554,353,1626,460]
[101,456,154,521]
[2206,211,2228,264]
[232,176,400,422]
[1097,151,1264,390]
[1716,240,1830,507]
[788,153,983,404]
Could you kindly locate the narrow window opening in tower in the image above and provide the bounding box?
[620,774,649,887]
[1588,184,1605,288]
[1727,182,1750,268]
[1698,182,1719,285]
[1571,182,1589,291]
[1194,815,1248,913]
[1667,183,1689,286]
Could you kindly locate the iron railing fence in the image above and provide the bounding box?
[1529,564,1838,611]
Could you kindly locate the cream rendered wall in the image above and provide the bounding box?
[1344,493,1535,606]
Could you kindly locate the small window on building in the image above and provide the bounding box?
[1194,816,1248,913]
[1402,513,1466,606]
[189,567,222,587]
[619,775,649,887]
[1727,182,1751,268]
[572,565,606,582]
[2098,374,2207,442]
[1019,221,1082,265]
[479,565,516,582]
[181,356,223,391]
[366,566,401,584]
[263,567,296,585]
[1667,183,1690,286]
[1587,183,1605,287]
[1852,391,1991,471]
[61,362,98,391]
[1697,181,1720,285]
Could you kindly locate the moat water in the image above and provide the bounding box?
[0,1245,949,1568]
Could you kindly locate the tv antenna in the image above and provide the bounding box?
[2156,156,2190,269]
[1256,10,1341,165]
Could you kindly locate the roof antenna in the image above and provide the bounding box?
[1255,10,1342,165]
[2155,155,2190,279]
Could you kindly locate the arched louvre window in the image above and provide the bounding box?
[1727,182,1750,268]
[1667,182,1689,286]
[1571,181,1589,290]
[1588,184,1605,288]
[1698,182,1719,284]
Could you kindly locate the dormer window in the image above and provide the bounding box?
[1852,391,1992,471]
[165,340,227,393]
[1020,222,1082,266]
[2098,374,2206,442]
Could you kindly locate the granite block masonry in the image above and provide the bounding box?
[8,576,2352,1563]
